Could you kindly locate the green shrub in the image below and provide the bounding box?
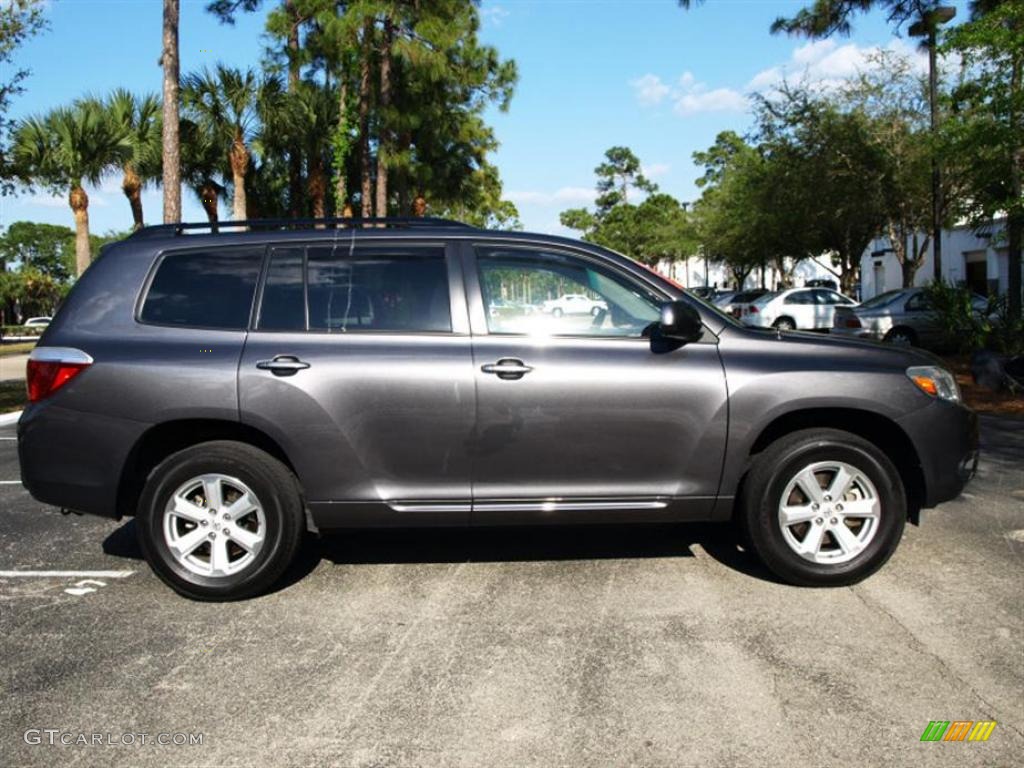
[924,281,1024,356]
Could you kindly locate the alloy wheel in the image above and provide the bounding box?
[162,474,267,577]
[777,461,881,564]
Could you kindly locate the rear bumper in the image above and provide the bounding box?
[896,399,979,508]
[17,404,146,518]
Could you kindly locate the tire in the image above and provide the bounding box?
[136,440,305,601]
[884,326,917,347]
[552,307,563,318]
[773,317,796,331]
[740,428,905,587]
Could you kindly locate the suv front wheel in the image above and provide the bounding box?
[741,428,906,586]
[136,441,305,601]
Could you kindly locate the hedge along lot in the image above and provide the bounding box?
[0,342,36,357]
[0,380,25,413]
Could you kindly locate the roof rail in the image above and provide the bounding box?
[129,216,477,239]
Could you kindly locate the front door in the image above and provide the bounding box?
[464,243,728,523]
[238,239,475,526]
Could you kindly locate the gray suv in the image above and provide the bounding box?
[18,219,978,600]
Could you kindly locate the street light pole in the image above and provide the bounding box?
[910,6,955,284]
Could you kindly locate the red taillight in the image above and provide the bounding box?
[845,317,862,328]
[26,349,92,402]
[748,305,759,314]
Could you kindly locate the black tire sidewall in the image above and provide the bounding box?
[747,433,906,586]
[137,444,301,600]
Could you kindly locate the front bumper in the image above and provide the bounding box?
[896,399,979,508]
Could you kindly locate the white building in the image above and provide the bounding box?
[860,220,1014,300]
[653,254,839,292]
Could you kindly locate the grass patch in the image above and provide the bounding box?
[0,380,26,414]
[0,342,35,357]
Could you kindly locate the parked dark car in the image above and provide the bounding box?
[18,219,978,600]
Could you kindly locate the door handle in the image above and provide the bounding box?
[256,355,310,376]
[481,358,533,380]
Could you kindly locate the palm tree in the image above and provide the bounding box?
[107,89,162,230]
[13,101,130,276]
[180,117,226,229]
[161,0,181,223]
[276,82,338,221]
[183,66,282,221]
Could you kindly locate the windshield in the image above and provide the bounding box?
[858,289,906,310]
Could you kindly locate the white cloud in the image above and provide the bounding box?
[632,70,746,116]
[480,4,509,28]
[24,191,109,209]
[747,38,927,93]
[507,186,596,205]
[630,74,671,106]
[641,163,670,179]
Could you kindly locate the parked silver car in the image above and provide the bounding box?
[831,287,988,348]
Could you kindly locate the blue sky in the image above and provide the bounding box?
[1,0,967,235]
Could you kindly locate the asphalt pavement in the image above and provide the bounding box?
[0,417,1021,767]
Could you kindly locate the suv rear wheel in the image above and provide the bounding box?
[136,441,305,601]
[740,428,906,586]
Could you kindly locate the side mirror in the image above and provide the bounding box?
[658,300,703,344]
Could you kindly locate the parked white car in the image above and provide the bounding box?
[741,288,857,331]
[541,293,607,317]
[23,316,52,327]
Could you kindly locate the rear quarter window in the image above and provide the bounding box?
[140,247,264,329]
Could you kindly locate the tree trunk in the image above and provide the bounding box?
[374,17,393,219]
[69,185,91,277]
[161,0,181,223]
[122,165,144,230]
[1008,56,1022,322]
[229,128,249,221]
[286,0,303,218]
[358,18,373,219]
[199,181,220,231]
[308,158,326,226]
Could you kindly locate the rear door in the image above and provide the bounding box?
[238,239,474,526]
[463,242,728,523]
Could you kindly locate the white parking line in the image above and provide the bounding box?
[0,480,22,485]
[0,437,17,440]
[0,570,135,578]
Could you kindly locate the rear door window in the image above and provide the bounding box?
[258,244,451,333]
[141,247,263,329]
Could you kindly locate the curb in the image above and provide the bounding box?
[0,410,22,427]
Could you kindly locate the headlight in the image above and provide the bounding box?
[906,365,961,403]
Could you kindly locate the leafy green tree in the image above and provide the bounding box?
[693,132,778,288]
[944,0,1023,320]
[841,50,937,286]
[0,0,48,193]
[12,101,130,275]
[755,86,889,293]
[594,146,656,214]
[181,117,228,226]
[106,90,162,230]
[561,147,696,265]
[0,221,75,281]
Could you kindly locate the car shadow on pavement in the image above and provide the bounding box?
[102,520,784,595]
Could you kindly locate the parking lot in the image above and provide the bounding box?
[1,417,1022,768]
